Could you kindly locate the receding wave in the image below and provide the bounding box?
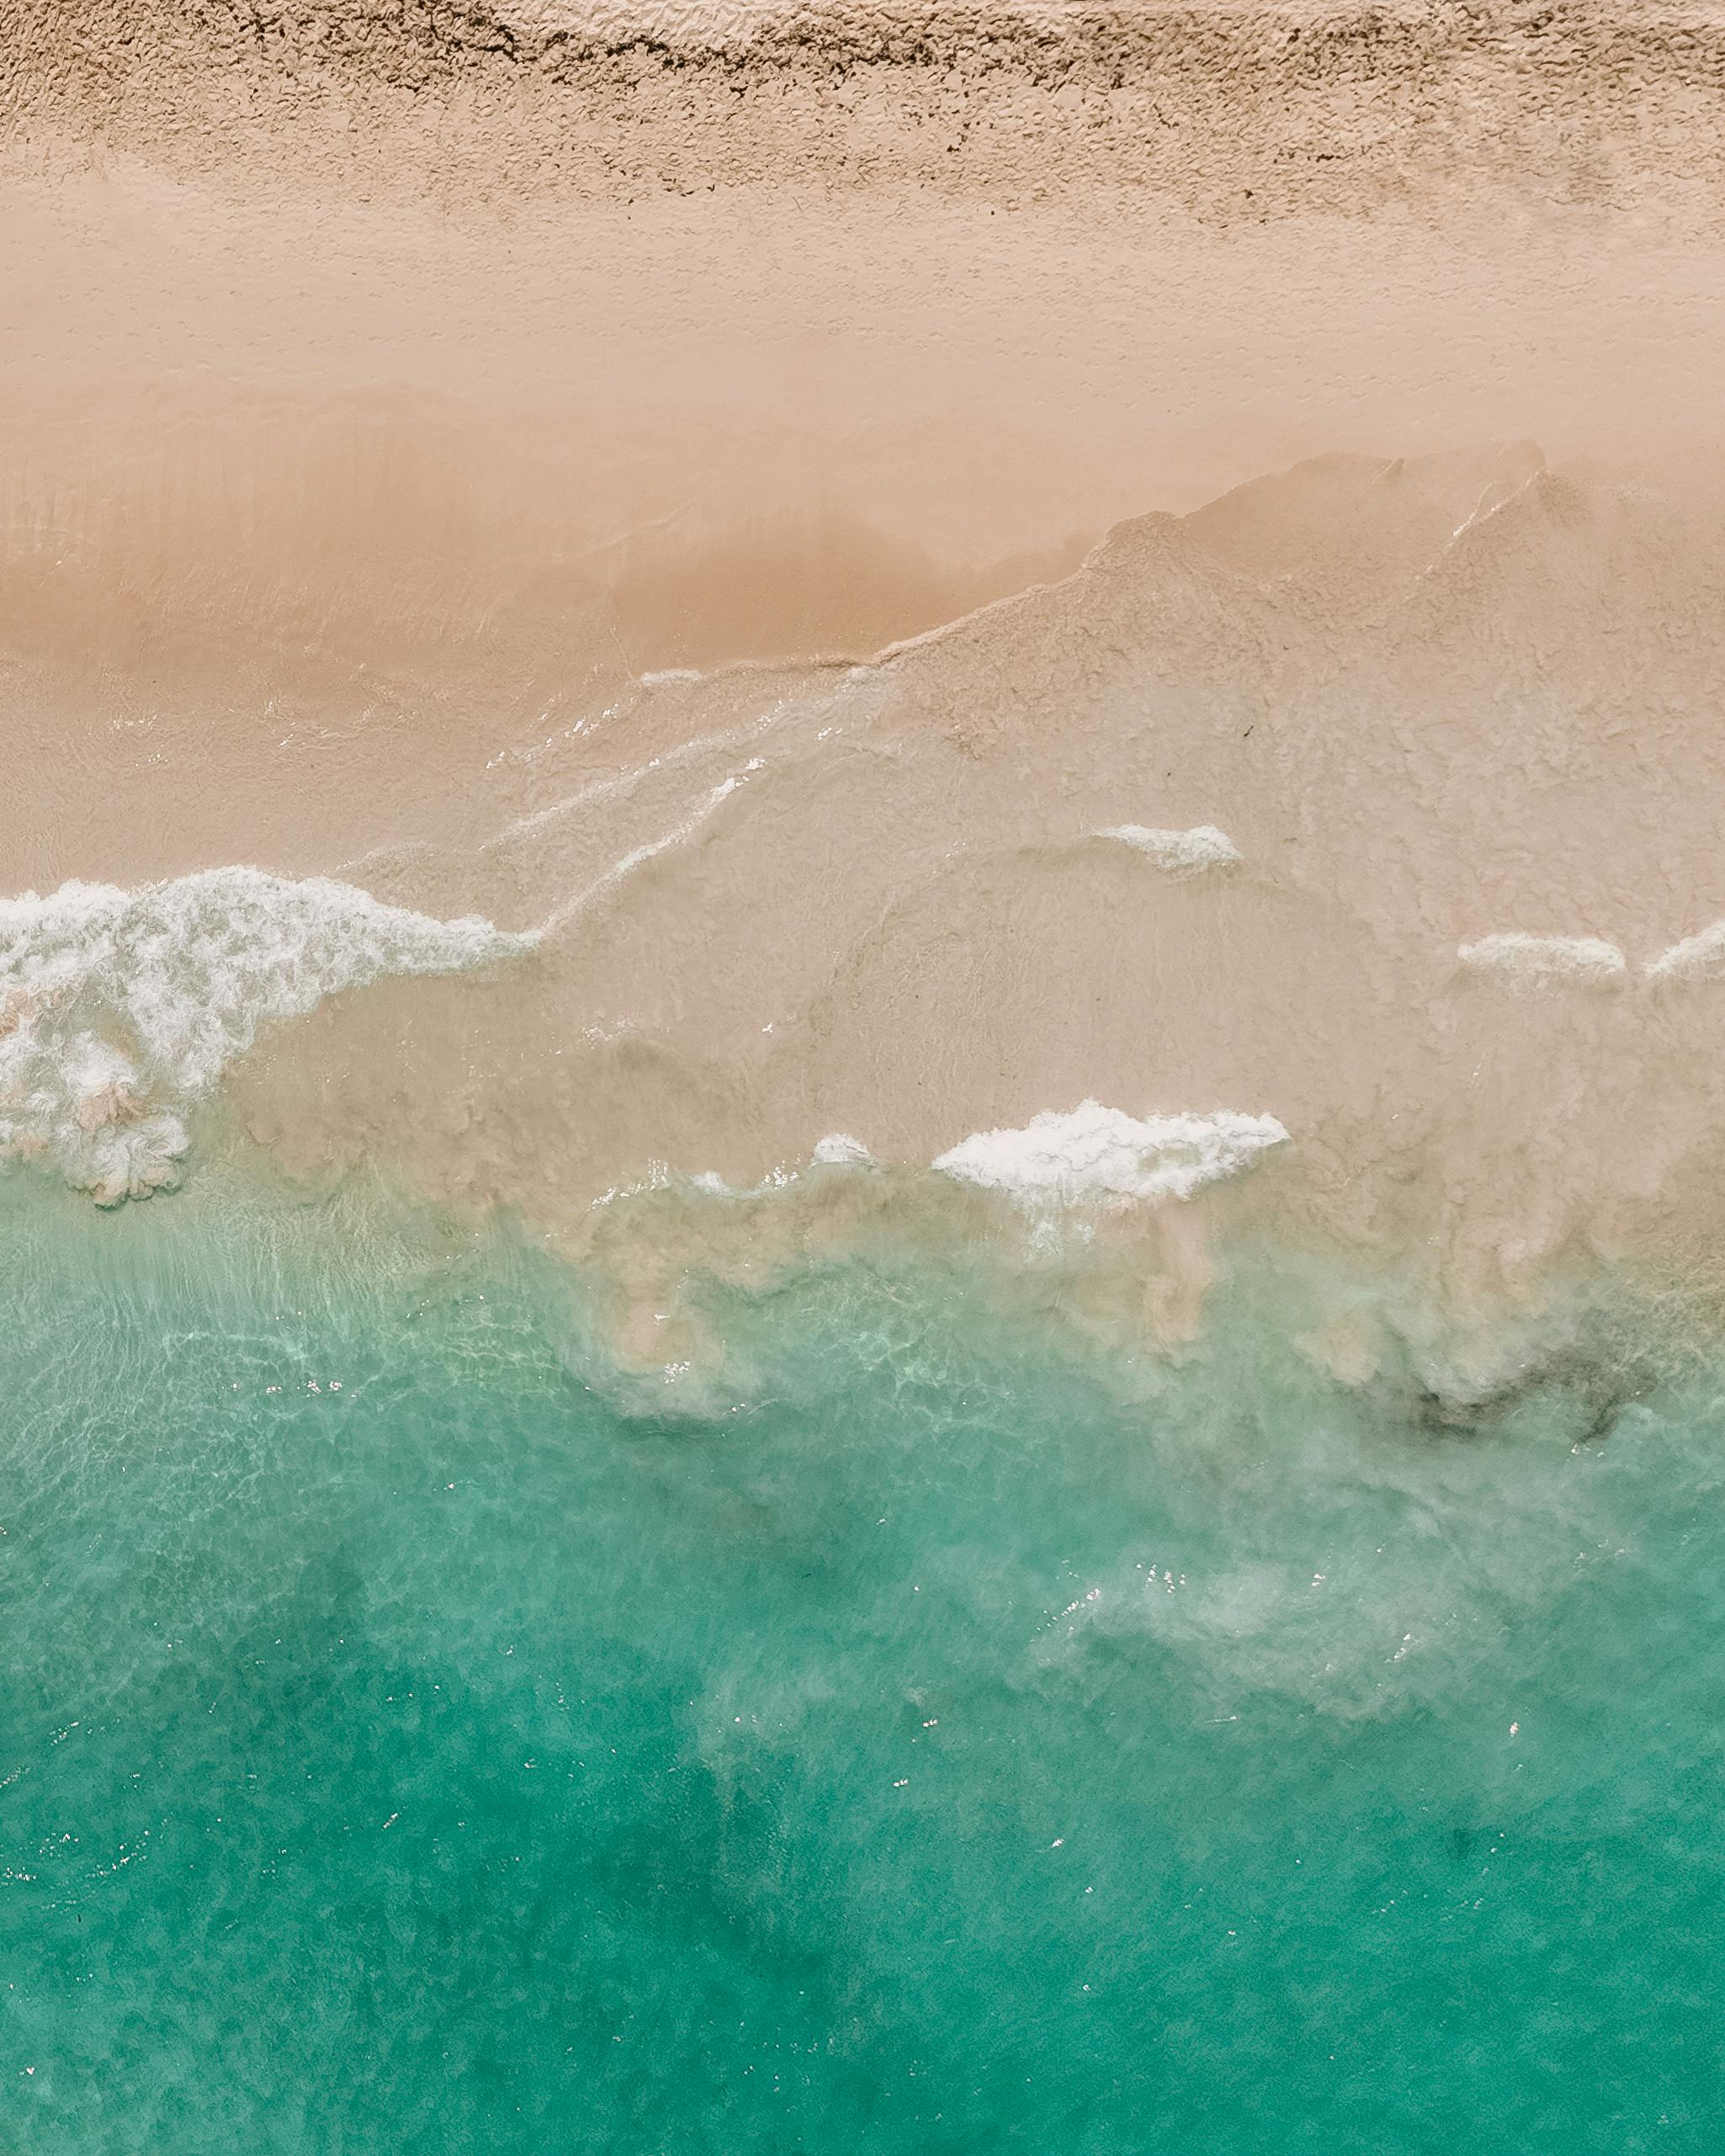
[12,446,1725,1320]
[0,868,533,1203]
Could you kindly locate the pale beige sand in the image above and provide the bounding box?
[7,3,1725,1346]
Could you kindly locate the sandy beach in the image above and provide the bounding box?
[8,2,1725,1325]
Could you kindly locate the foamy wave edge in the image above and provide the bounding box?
[932,1100,1290,1208]
[0,868,533,1203]
[1095,824,1243,875]
[585,1107,1287,1217]
[1457,933,1628,988]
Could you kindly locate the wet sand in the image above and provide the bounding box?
[210,448,1725,1324]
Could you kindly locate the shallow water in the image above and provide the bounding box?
[3,1181,1722,2152]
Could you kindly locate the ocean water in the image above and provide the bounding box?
[3,1179,1723,2153]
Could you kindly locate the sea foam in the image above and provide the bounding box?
[811,1133,875,1166]
[1096,824,1243,874]
[0,868,533,1203]
[1647,919,1725,983]
[932,1100,1289,1208]
[1456,932,1627,987]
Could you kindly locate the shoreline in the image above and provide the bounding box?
[9,447,1725,1334]
[8,5,1725,1355]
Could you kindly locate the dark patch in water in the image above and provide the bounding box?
[1411,1344,1645,1448]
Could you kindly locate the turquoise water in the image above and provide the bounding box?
[3,1185,1723,2152]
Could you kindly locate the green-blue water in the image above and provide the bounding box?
[3,1184,1723,2152]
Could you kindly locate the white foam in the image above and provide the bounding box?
[1456,933,1627,988]
[0,868,533,1203]
[1096,825,1242,874]
[1647,920,1725,983]
[811,1133,875,1166]
[932,1100,1289,1208]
